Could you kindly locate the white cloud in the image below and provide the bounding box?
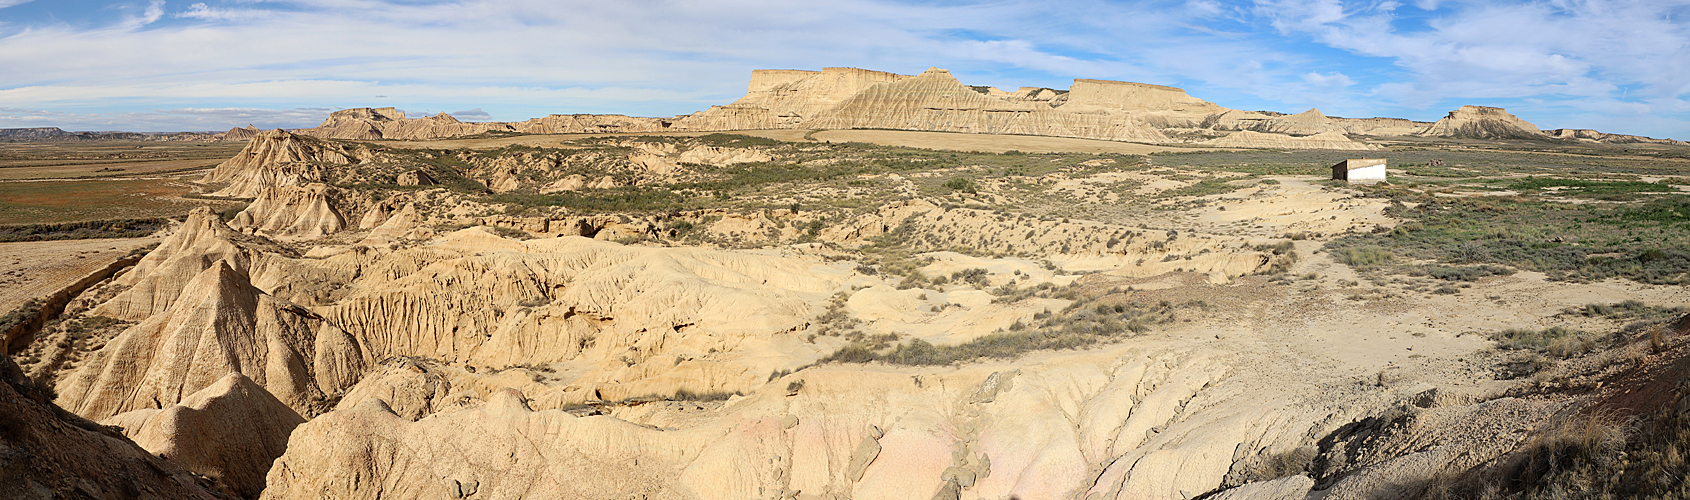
[175,3,272,21]
[1302,71,1354,88]
[0,0,35,9]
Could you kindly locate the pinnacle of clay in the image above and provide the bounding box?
[61,259,368,420]
[230,183,347,238]
[92,207,254,320]
[202,128,348,197]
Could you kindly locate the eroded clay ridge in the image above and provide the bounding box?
[288,66,1682,147]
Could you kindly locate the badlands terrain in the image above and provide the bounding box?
[1,67,1690,500]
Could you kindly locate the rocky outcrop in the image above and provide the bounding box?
[1545,128,1689,145]
[395,169,435,186]
[202,129,350,198]
[0,353,229,500]
[59,261,368,420]
[231,184,347,238]
[1417,105,1544,140]
[357,203,423,246]
[103,373,306,499]
[667,66,1407,147]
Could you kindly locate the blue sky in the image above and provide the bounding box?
[1,0,1687,140]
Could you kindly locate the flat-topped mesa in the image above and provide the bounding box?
[805,67,1170,142]
[1418,105,1545,140]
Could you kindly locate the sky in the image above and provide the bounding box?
[0,0,1686,139]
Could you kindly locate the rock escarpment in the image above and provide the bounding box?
[298,108,508,141]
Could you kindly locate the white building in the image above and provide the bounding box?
[1332,158,1387,183]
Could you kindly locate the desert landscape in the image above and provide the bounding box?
[2,66,1689,500]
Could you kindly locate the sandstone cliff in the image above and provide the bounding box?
[1329,116,1433,136]
[510,113,671,135]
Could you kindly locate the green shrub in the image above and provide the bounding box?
[1338,247,1395,267]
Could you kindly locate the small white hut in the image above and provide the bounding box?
[1332,158,1387,183]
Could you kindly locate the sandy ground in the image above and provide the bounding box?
[0,159,220,180]
[0,237,158,312]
